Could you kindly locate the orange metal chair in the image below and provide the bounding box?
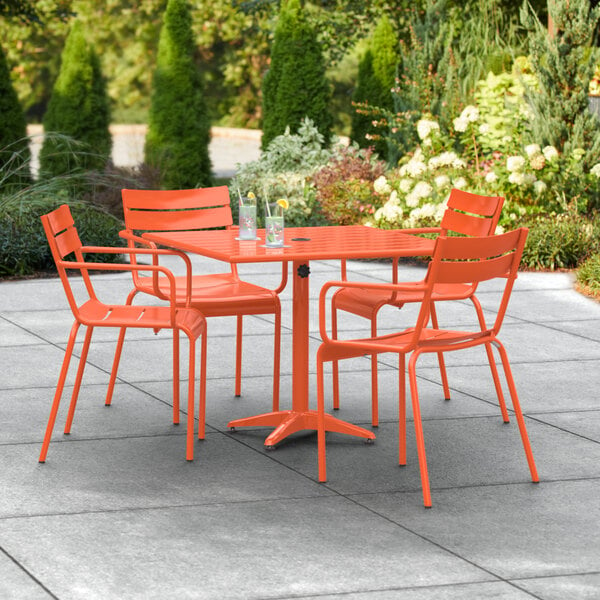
[38,204,207,463]
[332,189,505,426]
[120,187,285,411]
[316,228,539,507]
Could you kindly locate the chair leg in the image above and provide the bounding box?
[408,352,432,508]
[173,329,180,425]
[39,322,80,463]
[493,341,539,482]
[64,326,94,434]
[198,329,207,441]
[105,326,126,406]
[186,333,195,461]
[316,348,327,483]
[331,304,340,410]
[272,306,281,412]
[398,353,406,466]
[430,303,450,400]
[370,318,379,427]
[471,296,510,422]
[235,315,243,397]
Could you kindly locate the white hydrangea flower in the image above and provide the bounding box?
[399,178,413,193]
[494,224,505,234]
[428,156,441,170]
[506,155,526,172]
[591,163,600,178]
[416,119,440,141]
[406,159,427,177]
[405,191,420,207]
[381,201,403,221]
[434,175,450,188]
[453,177,467,189]
[453,116,469,132]
[533,180,547,195]
[435,202,447,220]
[413,181,433,199]
[452,157,466,169]
[461,105,479,122]
[508,172,525,185]
[524,173,537,185]
[439,151,459,167]
[485,171,498,183]
[529,153,546,170]
[542,145,559,161]
[478,123,491,135]
[525,144,541,158]
[373,175,391,195]
[388,189,400,205]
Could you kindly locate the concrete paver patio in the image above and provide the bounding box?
[1,250,599,599]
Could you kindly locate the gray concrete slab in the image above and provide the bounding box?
[353,479,600,580]
[0,497,491,600]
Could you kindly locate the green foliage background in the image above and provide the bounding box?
[0,42,30,187]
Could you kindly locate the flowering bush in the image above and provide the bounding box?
[369,98,600,231]
[311,145,386,225]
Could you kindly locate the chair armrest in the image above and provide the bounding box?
[60,260,182,323]
[318,279,427,344]
[77,246,193,307]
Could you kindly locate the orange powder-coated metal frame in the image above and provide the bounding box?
[143,225,435,447]
[39,204,207,463]
[316,228,539,507]
[120,187,285,411]
[331,189,505,427]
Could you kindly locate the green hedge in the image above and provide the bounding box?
[0,201,124,277]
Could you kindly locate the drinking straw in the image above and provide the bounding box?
[263,187,271,217]
[237,187,244,206]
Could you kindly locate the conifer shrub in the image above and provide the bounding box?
[145,0,212,189]
[261,0,333,150]
[0,44,30,189]
[39,21,112,179]
[350,15,398,161]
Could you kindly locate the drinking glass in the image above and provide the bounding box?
[265,204,284,247]
[238,195,257,240]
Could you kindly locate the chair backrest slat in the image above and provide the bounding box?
[40,205,97,318]
[440,189,504,237]
[124,206,230,231]
[435,253,515,284]
[55,227,82,259]
[416,228,528,338]
[46,203,74,235]
[122,187,233,232]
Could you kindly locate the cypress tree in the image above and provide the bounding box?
[521,0,600,167]
[145,0,212,189]
[261,0,332,150]
[350,15,399,161]
[0,43,30,188]
[39,20,111,178]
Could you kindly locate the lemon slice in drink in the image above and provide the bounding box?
[276,198,289,210]
[247,192,256,199]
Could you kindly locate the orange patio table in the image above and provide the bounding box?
[143,225,435,448]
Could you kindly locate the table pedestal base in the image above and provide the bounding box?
[227,410,376,448]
